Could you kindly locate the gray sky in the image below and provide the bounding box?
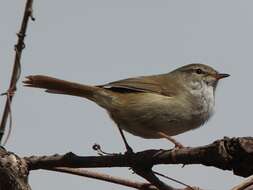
[0,0,251,189]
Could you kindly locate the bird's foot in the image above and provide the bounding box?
[173,142,184,149]
[157,132,184,150]
[124,144,135,156]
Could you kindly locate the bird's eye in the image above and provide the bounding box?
[196,69,203,74]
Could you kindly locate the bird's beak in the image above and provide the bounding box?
[215,73,230,80]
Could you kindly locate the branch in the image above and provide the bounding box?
[0,147,31,190]
[133,167,175,190]
[0,0,34,144]
[46,167,158,190]
[232,176,253,190]
[2,137,252,189]
[0,147,199,190]
[44,167,201,190]
[26,137,253,177]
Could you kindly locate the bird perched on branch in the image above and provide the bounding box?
[23,64,229,152]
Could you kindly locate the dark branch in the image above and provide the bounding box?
[26,137,253,178]
[0,147,31,190]
[2,137,252,189]
[133,167,175,190]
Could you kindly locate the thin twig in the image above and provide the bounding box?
[45,167,157,190]
[133,167,174,190]
[0,0,34,144]
[2,93,13,146]
[231,175,253,190]
[153,171,194,190]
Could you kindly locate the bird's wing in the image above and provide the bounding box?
[98,74,179,97]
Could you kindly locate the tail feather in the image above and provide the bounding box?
[23,75,99,99]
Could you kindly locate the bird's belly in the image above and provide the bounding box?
[117,116,198,139]
[108,93,209,139]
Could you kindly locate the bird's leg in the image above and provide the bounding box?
[157,132,184,149]
[117,126,134,154]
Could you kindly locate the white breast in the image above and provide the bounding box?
[201,84,215,116]
[189,81,215,123]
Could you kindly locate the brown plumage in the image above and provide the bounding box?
[23,64,230,149]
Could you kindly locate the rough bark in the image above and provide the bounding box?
[0,147,31,190]
[0,137,252,190]
[26,137,253,177]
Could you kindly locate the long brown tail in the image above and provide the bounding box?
[23,75,101,100]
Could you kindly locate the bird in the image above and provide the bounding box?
[23,63,229,152]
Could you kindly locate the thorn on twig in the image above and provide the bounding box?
[16,32,26,38]
[28,6,35,21]
[30,14,35,21]
[92,143,117,156]
[14,41,26,50]
[1,86,16,96]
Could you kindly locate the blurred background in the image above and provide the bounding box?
[0,0,252,189]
